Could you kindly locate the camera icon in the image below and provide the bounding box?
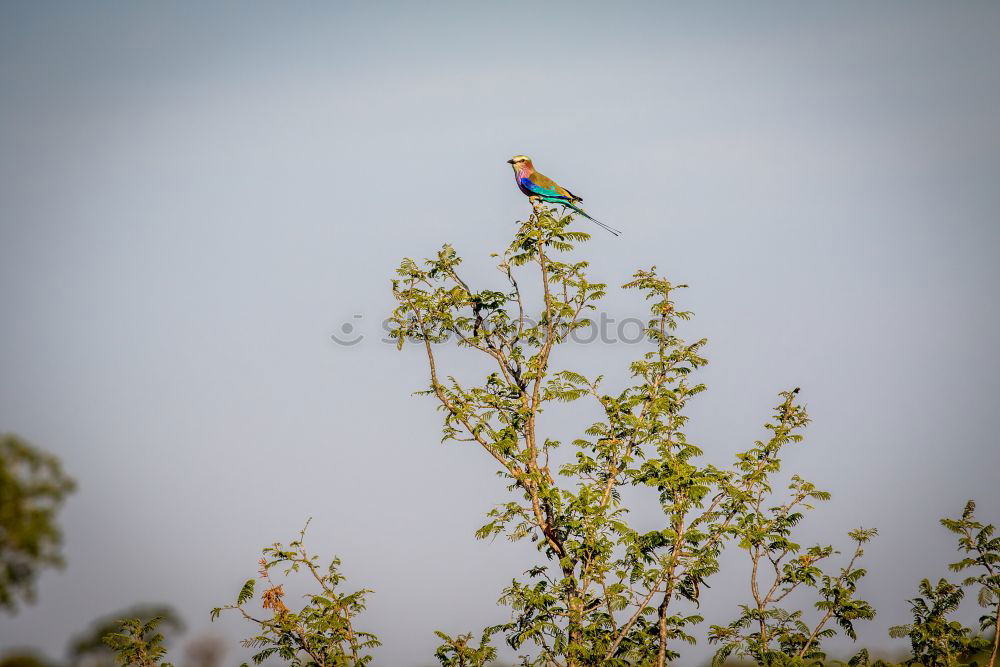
[330,314,365,347]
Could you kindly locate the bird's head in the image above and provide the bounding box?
[507,155,534,172]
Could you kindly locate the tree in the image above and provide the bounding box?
[102,617,174,667]
[0,434,76,613]
[708,485,877,667]
[212,520,380,666]
[433,630,497,667]
[889,578,988,666]
[71,604,183,667]
[388,205,863,665]
[0,654,54,667]
[942,500,1000,667]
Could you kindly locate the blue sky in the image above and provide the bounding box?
[1,2,999,664]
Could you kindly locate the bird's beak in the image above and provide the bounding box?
[506,159,514,164]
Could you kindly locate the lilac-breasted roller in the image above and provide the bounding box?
[507,155,621,236]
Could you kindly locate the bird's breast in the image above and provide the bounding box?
[516,175,536,196]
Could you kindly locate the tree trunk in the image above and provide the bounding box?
[989,602,999,667]
[656,594,670,667]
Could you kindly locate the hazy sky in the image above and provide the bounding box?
[2,2,999,664]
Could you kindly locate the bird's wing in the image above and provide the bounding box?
[522,171,578,201]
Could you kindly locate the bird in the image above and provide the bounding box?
[506,155,621,236]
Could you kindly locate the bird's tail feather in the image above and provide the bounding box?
[563,201,621,236]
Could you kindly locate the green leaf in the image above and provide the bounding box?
[236,579,255,606]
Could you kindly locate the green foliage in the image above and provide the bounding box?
[389,207,854,666]
[708,479,877,666]
[432,630,496,666]
[5,205,999,667]
[942,500,1000,666]
[884,501,1000,667]
[829,648,901,667]
[212,520,380,666]
[69,604,184,661]
[0,434,76,613]
[0,653,55,667]
[101,616,174,667]
[889,578,988,666]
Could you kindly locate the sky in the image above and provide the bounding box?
[1,2,999,664]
